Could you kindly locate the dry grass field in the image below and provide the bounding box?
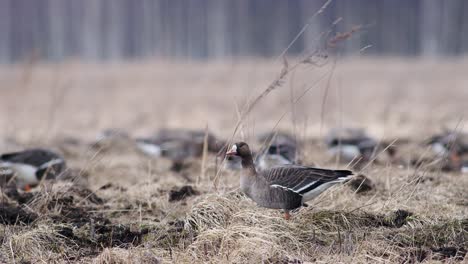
[0,57,467,263]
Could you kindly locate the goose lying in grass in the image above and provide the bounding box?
[0,148,66,191]
[256,143,296,171]
[226,142,353,220]
[256,131,298,171]
[426,131,468,172]
[137,129,225,171]
[325,128,396,167]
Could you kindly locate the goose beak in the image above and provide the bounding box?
[226,150,236,156]
[226,145,237,156]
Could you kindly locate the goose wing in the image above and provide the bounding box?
[1,149,61,166]
[261,165,352,196]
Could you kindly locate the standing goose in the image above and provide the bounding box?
[226,142,353,219]
[0,148,66,191]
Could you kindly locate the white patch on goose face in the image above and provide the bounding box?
[230,144,238,153]
[136,142,162,157]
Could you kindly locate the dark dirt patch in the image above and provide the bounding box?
[45,194,108,227]
[431,246,466,261]
[348,174,375,194]
[310,209,414,230]
[3,187,35,204]
[93,224,149,247]
[169,185,200,202]
[0,203,38,225]
[400,247,429,263]
[98,182,127,192]
[58,223,148,247]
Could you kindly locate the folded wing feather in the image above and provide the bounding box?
[264,165,353,196]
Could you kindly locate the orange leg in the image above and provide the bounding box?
[284,211,291,220]
[24,184,32,192]
[450,152,461,168]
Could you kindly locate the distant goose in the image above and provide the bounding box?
[136,129,226,171]
[256,144,295,171]
[426,131,468,171]
[325,128,376,162]
[325,128,396,166]
[427,131,468,157]
[0,148,66,191]
[256,131,298,170]
[153,129,225,154]
[91,128,134,152]
[226,142,353,219]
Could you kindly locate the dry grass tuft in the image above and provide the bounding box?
[3,224,78,262]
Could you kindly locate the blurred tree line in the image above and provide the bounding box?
[0,0,467,63]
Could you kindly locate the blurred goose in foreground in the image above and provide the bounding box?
[325,128,396,166]
[226,142,353,220]
[0,148,66,191]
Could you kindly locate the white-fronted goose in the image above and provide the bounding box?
[256,131,298,170]
[325,128,376,162]
[426,131,468,171]
[136,128,226,171]
[325,128,396,166]
[427,131,468,157]
[224,154,243,170]
[0,148,66,191]
[91,128,134,152]
[256,144,295,171]
[154,129,225,153]
[226,142,353,219]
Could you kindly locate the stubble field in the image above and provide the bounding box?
[0,57,467,263]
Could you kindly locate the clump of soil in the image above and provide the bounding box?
[384,209,413,228]
[432,246,467,261]
[0,203,38,225]
[348,174,375,194]
[3,187,35,204]
[169,185,200,202]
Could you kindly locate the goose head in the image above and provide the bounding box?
[226,142,255,165]
[226,142,257,176]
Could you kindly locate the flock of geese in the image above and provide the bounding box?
[1,127,467,219]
